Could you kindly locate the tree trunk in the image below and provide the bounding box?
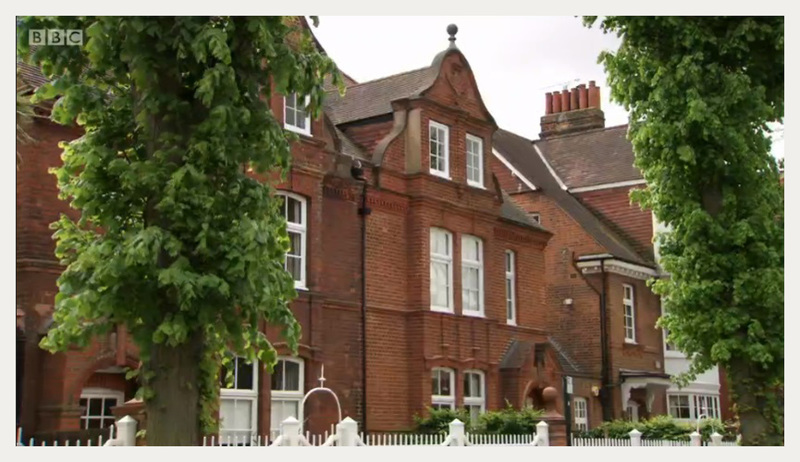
[145,329,205,446]
[728,361,783,446]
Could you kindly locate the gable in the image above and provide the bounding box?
[421,51,495,126]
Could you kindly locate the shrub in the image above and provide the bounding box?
[578,416,736,442]
[476,403,545,435]
[413,407,471,434]
[413,403,545,435]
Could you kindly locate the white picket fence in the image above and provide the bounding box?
[203,416,549,447]
[17,415,138,446]
[572,428,737,447]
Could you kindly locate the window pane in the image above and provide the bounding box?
[271,361,284,391]
[469,405,481,425]
[286,198,302,225]
[295,110,307,129]
[220,399,235,427]
[87,418,102,429]
[237,360,254,390]
[88,398,102,417]
[271,400,299,430]
[284,360,300,391]
[431,230,449,256]
[431,262,449,307]
[103,398,117,417]
[440,371,451,396]
[80,398,88,415]
[285,108,295,126]
[432,371,440,395]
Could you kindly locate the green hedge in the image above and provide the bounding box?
[413,403,545,435]
[578,415,737,442]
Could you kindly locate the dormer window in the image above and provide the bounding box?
[466,134,484,187]
[284,94,311,136]
[429,120,450,178]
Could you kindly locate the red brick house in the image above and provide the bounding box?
[490,83,730,431]
[16,27,571,442]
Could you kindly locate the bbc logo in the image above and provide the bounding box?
[29,29,83,46]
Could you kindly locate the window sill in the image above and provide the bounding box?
[467,181,485,189]
[506,320,517,326]
[462,310,485,319]
[431,306,454,314]
[284,124,312,137]
[295,284,309,292]
[429,170,452,181]
[624,339,638,345]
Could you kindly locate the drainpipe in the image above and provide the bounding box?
[350,160,371,436]
[572,254,613,421]
[598,259,611,422]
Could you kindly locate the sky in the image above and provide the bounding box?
[313,16,784,159]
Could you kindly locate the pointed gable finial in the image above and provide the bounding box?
[447,24,458,47]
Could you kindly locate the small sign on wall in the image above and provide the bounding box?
[565,376,574,395]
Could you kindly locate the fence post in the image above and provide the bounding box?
[629,428,642,446]
[116,415,137,446]
[336,417,359,446]
[536,421,549,447]
[710,432,722,446]
[690,431,701,447]
[281,416,301,446]
[447,419,466,446]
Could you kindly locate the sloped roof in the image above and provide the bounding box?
[16,60,48,91]
[493,128,651,267]
[499,338,581,374]
[536,125,642,189]
[323,66,438,125]
[500,190,548,232]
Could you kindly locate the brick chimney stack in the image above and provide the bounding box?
[540,80,605,139]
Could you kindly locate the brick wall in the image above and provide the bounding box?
[18,50,565,439]
[491,155,667,424]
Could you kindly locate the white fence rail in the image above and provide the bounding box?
[572,429,737,447]
[17,415,137,447]
[203,416,549,447]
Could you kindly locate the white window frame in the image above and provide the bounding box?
[573,397,589,432]
[465,133,484,188]
[429,120,450,179]
[430,228,454,313]
[505,250,516,325]
[623,284,636,343]
[284,93,311,136]
[219,357,259,443]
[461,235,484,317]
[270,357,305,439]
[79,388,124,430]
[431,367,455,410]
[278,192,307,290]
[463,370,485,425]
[667,393,720,421]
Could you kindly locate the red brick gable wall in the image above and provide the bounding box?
[575,187,654,262]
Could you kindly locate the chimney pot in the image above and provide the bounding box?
[545,92,553,115]
[588,83,601,109]
[552,92,562,113]
[561,89,570,112]
[578,84,588,109]
[570,87,579,112]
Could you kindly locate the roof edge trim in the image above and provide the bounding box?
[570,179,647,194]
[491,147,537,192]
[533,143,568,191]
